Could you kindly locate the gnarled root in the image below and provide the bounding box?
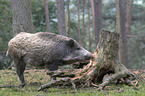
[97,70,138,90]
[38,77,74,91]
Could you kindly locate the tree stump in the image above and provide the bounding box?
[38,30,137,91]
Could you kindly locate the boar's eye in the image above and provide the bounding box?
[76,47,81,50]
[69,39,74,48]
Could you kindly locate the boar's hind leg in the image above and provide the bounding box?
[14,58,26,87]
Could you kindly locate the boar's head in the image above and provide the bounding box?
[62,39,94,64]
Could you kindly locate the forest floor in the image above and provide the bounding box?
[0,69,145,96]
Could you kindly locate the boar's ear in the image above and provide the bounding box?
[67,39,75,48]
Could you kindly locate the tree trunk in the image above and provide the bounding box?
[116,0,123,64]
[126,0,133,36]
[88,0,92,52]
[82,0,86,48]
[126,0,133,68]
[94,0,102,45]
[57,0,66,36]
[77,0,81,44]
[90,0,95,43]
[67,0,71,37]
[119,0,129,68]
[45,0,50,32]
[38,30,137,91]
[11,0,33,35]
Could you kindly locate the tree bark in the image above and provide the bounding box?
[45,0,50,32]
[38,30,137,91]
[11,0,33,35]
[57,0,66,36]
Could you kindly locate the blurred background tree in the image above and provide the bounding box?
[11,0,34,35]
[0,0,145,69]
[0,0,12,52]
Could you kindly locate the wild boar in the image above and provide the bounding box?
[7,32,94,86]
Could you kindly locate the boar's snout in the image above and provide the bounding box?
[84,52,94,60]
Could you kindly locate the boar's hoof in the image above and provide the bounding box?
[17,83,26,88]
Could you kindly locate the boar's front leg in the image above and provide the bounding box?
[13,58,26,87]
[46,61,63,81]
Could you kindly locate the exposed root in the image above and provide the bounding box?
[91,82,99,87]
[38,77,71,91]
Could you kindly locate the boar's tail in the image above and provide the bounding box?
[6,49,9,57]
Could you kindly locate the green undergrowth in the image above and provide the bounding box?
[0,69,145,96]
